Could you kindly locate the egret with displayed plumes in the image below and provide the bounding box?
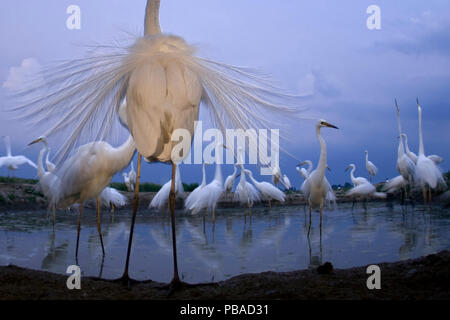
[301,120,338,235]
[414,99,445,205]
[365,150,378,182]
[234,167,260,214]
[0,136,37,174]
[18,0,299,287]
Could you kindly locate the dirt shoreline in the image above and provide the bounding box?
[0,182,403,211]
[0,251,448,300]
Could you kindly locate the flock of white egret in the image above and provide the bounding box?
[1,0,446,288]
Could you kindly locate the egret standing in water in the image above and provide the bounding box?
[414,99,445,205]
[31,104,136,258]
[149,163,185,210]
[185,144,224,225]
[393,100,416,202]
[301,120,338,235]
[0,136,36,174]
[28,136,60,226]
[19,0,298,287]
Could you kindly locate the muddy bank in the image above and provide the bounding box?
[0,251,448,300]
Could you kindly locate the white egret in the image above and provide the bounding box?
[234,167,260,213]
[402,133,443,165]
[415,99,445,204]
[19,0,299,287]
[282,174,292,190]
[394,100,416,187]
[185,144,224,224]
[122,172,133,192]
[272,165,282,186]
[301,120,338,233]
[296,160,313,180]
[149,163,185,210]
[224,164,238,193]
[38,104,136,258]
[28,136,60,225]
[365,150,378,182]
[128,161,136,187]
[185,162,208,210]
[382,175,407,194]
[45,143,56,172]
[345,164,370,186]
[0,136,37,174]
[100,187,128,213]
[244,169,285,206]
[346,182,386,209]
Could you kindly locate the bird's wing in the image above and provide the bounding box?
[13,156,37,168]
[427,154,443,165]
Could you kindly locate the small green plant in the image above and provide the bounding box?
[7,193,16,201]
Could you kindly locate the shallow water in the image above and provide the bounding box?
[0,203,449,283]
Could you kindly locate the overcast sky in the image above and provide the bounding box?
[1,0,449,187]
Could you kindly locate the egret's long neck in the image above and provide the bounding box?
[145,0,161,36]
[418,107,425,156]
[350,166,356,184]
[214,150,223,184]
[365,152,369,164]
[316,126,327,178]
[306,161,313,174]
[403,135,411,154]
[37,147,46,180]
[110,135,136,173]
[246,171,257,185]
[201,163,206,186]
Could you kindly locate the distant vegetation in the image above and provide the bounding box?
[0,177,39,184]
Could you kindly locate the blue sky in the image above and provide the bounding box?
[1,0,449,187]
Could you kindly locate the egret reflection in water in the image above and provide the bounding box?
[0,203,449,283]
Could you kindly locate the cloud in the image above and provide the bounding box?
[374,11,450,56]
[3,57,43,90]
[297,70,341,98]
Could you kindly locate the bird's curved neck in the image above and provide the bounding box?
[246,171,257,185]
[214,150,223,184]
[403,135,411,154]
[365,152,369,163]
[110,135,136,172]
[316,126,327,177]
[145,0,161,36]
[418,107,425,156]
[37,147,47,179]
[350,166,356,183]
